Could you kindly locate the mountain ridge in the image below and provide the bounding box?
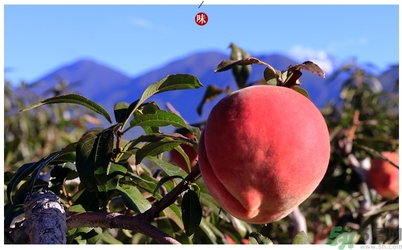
[19,51,399,126]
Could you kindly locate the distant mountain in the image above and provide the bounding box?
[20,51,398,129]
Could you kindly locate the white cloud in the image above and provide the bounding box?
[129,17,171,33]
[289,45,338,75]
[131,17,152,28]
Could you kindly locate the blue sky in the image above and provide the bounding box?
[3,3,400,86]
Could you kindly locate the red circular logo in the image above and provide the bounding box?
[195,12,208,26]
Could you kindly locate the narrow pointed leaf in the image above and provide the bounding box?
[27,151,61,191]
[129,110,187,128]
[20,93,112,124]
[199,218,218,243]
[117,183,152,213]
[288,61,325,78]
[123,74,203,129]
[164,204,184,230]
[147,156,188,178]
[49,142,77,165]
[7,162,39,203]
[214,57,265,73]
[153,175,184,195]
[182,189,203,236]
[135,140,182,165]
[229,43,252,88]
[199,192,230,222]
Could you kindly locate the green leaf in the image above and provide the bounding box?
[129,110,187,129]
[147,156,188,179]
[182,189,203,236]
[7,162,39,203]
[199,192,230,222]
[75,127,114,197]
[292,231,310,244]
[135,139,181,165]
[123,134,165,152]
[263,67,280,83]
[70,189,101,212]
[248,231,273,244]
[122,74,203,129]
[20,93,113,124]
[198,218,217,243]
[117,183,152,213]
[114,102,130,123]
[153,175,184,195]
[27,151,61,191]
[197,85,230,116]
[164,204,184,230]
[229,43,252,89]
[292,86,310,99]
[49,142,77,165]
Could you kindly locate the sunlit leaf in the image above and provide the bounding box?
[153,175,184,195]
[117,183,152,213]
[135,139,181,165]
[199,192,230,222]
[129,110,187,128]
[163,204,184,230]
[122,74,203,130]
[147,156,188,179]
[20,93,113,124]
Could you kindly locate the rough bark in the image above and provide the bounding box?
[24,190,67,244]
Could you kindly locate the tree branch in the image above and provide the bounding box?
[67,212,180,244]
[23,190,67,244]
[142,163,201,221]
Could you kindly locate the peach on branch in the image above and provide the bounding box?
[367,151,399,199]
[198,85,331,224]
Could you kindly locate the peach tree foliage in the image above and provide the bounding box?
[4,43,399,244]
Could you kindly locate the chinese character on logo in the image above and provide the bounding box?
[195,12,208,26]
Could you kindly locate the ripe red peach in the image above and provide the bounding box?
[198,85,330,224]
[367,152,399,199]
[169,128,199,173]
